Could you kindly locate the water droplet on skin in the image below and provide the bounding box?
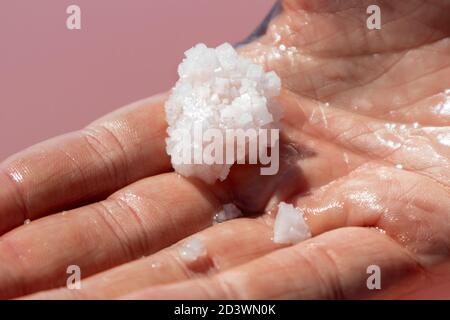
[11,171,24,183]
[24,219,31,225]
[374,227,386,234]
[384,123,396,130]
[374,132,402,149]
[342,152,350,165]
[397,233,410,244]
[348,190,383,212]
[309,200,344,216]
[434,89,450,116]
[437,132,450,146]
[272,33,281,43]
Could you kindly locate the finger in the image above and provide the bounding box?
[0,173,220,299]
[243,0,450,103]
[25,163,450,299]
[290,163,450,266]
[280,90,450,189]
[24,218,281,299]
[0,94,171,234]
[123,227,427,299]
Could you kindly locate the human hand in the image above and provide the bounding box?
[0,0,448,299]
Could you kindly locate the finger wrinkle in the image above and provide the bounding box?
[90,202,135,262]
[81,126,129,189]
[113,196,152,255]
[80,129,125,189]
[297,242,346,299]
[212,273,243,300]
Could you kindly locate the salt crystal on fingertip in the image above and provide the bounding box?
[273,202,311,245]
[213,203,243,224]
[178,237,207,262]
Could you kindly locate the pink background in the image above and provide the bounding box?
[0,0,275,160]
[1,1,449,299]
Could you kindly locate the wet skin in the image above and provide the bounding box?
[0,0,449,299]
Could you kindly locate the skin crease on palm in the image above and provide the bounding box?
[0,0,449,299]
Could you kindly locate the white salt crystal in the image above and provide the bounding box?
[178,237,207,262]
[273,202,311,245]
[165,43,282,184]
[213,203,243,224]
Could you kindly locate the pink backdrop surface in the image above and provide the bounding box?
[0,0,275,160]
[1,1,449,299]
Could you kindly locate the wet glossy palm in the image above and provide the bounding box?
[0,0,448,299]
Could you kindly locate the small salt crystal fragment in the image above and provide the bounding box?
[273,202,311,245]
[213,203,243,224]
[178,237,207,262]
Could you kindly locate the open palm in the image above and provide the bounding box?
[0,0,448,299]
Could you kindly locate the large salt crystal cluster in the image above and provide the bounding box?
[165,43,282,184]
